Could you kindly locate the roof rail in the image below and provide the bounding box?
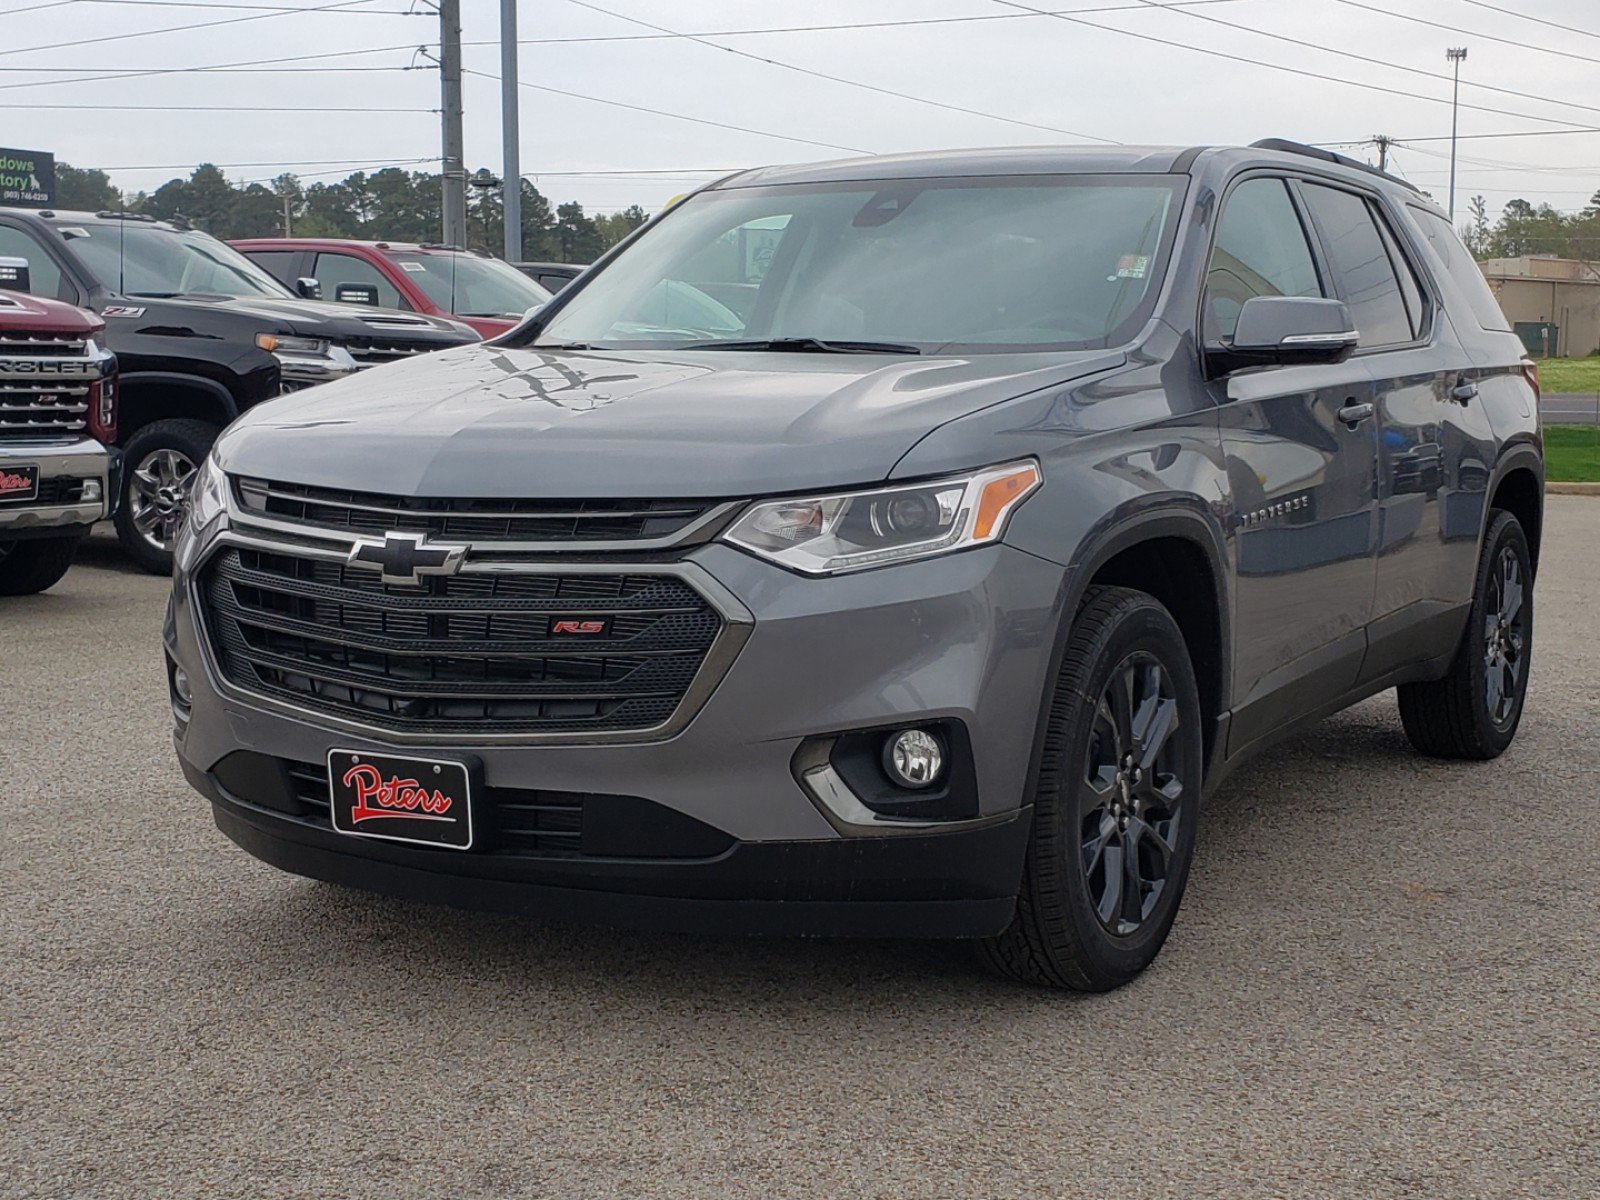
[1249,138,1420,194]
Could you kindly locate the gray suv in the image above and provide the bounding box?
[166,140,1542,990]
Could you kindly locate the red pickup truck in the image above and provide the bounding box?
[230,239,552,339]
[0,260,117,595]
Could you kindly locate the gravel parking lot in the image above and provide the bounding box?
[4,501,1598,1199]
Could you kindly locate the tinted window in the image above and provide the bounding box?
[1207,178,1322,340]
[314,252,404,309]
[245,249,298,286]
[1373,210,1426,338]
[0,225,68,301]
[1300,183,1413,347]
[1408,206,1512,332]
[536,176,1185,353]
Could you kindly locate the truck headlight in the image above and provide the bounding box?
[255,333,330,356]
[723,461,1040,575]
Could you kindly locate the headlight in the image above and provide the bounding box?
[186,451,228,534]
[255,333,330,356]
[723,461,1041,575]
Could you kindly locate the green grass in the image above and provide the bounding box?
[1544,426,1600,483]
[1534,357,1600,394]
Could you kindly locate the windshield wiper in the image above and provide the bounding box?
[677,336,922,355]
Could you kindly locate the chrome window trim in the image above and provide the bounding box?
[224,480,742,555]
[187,525,754,747]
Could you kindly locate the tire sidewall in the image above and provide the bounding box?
[114,420,218,575]
[1464,512,1534,755]
[1034,596,1204,984]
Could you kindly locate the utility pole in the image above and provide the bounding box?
[1373,134,1393,173]
[1447,47,1468,221]
[440,0,467,248]
[501,0,521,262]
[281,194,292,237]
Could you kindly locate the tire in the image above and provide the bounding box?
[115,418,219,576]
[1397,510,1533,760]
[0,536,82,596]
[979,585,1204,991]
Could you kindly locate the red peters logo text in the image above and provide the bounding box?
[342,763,458,825]
[0,470,33,495]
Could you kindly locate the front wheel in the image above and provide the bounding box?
[980,585,1204,991]
[0,536,82,596]
[114,418,219,576]
[1398,509,1533,760]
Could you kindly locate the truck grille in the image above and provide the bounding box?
[0,381,90,437]
[0,331,90,356]
[198,545,726,736]
[346,342,427,365]
[235,477,716,544]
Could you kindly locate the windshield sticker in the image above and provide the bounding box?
[399,261,427,273]
[101,305,145,317]
[1113,254,1150,280]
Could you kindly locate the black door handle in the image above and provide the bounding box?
[1451,379,1479,403]
[1337,401,1375,426]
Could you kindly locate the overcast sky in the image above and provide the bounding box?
[5,0,1598,222]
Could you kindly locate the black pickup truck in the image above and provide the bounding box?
[0,208,479,572]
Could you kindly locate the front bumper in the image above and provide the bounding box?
[0,438,116,538]
[167,529,1066,937]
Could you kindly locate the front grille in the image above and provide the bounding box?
[0,332,90,356]
[199,545,724,735]
[0,381,90,437]
[284,759,585,857]
[235,477,715,545]
[346,342,427,365]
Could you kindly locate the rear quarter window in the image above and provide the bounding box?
[1406,206,1512,332]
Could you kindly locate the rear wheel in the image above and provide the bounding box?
[1398,510,1533,760]
[115,418,219,576]
[0,536,82,596]
[979,586,1203,991]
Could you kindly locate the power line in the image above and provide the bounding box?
[73,0,424,12]
[1124,0,1600,123]
[0,40,424,91]
[11,102,434,111]
[0,0,390,58]
[1327,0,1600,68]
[562,0,1119,144]
[459,64,872,155]
[1445,0,1600,43]
[994,0,1600,131]
[88,156,444,171]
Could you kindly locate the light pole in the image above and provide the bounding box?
[501,0,521,262]
[1447,47,1468,221]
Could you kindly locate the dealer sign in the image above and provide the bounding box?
[0,148,54,207]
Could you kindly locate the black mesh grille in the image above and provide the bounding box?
[235,478,715,544]
[199,546,723,735]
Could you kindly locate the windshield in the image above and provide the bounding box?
[533,175,1184,353]
[390,251,551,319]
[62,221,293,299]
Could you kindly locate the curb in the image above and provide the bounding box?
[1548,482,1600,495]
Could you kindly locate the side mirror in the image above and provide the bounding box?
[0,256,32,294]
[1206,296,1358,378]
[334,282,379,307]
[295,276,323,300]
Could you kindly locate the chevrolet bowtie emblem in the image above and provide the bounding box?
[346,531,468,587]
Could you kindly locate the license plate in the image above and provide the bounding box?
[327,749,476,850]
[0,464,38,503]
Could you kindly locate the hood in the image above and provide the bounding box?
[102,294,477,346]
[215,342,1125,498]
[0,290,103,336]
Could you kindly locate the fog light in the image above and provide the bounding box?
[81,479,102,503]
[172,666,193,707]
[884,728,944,789]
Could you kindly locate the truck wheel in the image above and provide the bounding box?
[0,536,82,596]
[1398,510,1533,760]
[115,419,219,576]
[979,586,1203,991]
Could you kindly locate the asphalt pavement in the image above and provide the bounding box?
[4,508,1598,1199]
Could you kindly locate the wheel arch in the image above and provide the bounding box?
[1023,501,1232,807]
[117,373,237,444]
[1486,442,1543,577]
